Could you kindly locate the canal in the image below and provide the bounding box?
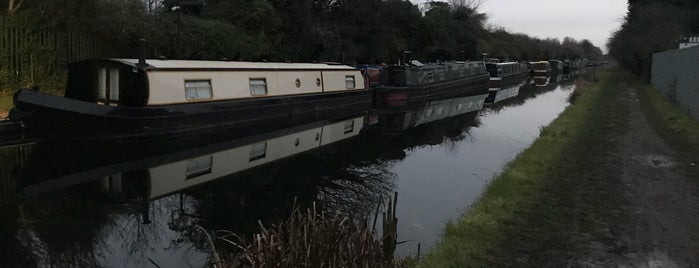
[0,74,576,267]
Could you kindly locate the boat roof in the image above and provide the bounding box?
[110,58,358,70]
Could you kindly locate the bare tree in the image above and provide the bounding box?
[6,0,25,15]
[449,0,486,10]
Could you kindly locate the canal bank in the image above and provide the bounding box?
[418,69,699,267]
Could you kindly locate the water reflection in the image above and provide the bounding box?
[0,71,582,266]
[375,91,487,134]
[486,79,527,104]
[1,111,390,267]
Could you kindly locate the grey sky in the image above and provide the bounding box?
[412,0,628,52]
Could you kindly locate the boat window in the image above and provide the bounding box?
[426,72,434,82]
[97,68,107,100]
[96,67,120,105]
[249,142,267,161]
[250,78,268,96]
[186,156,213,179]
[185,80,213,100]
[109,68,119,101]
[425,108,434,117]
[345,75,355,89]
[344,120,354,134]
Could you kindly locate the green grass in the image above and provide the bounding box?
[418,69,628,267]
[635,78,699,179]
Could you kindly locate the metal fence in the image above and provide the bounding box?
[651,45,699,120]
[0,16,124,90]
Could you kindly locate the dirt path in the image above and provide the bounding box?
[577,85,699,267]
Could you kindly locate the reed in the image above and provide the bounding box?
[203,193,406,268]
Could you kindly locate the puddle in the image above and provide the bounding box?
[633,154,677,168]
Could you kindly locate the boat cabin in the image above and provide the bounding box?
[65,59,365,107]
[530,61,551,75]
[380,61,487,87]
[485,62,527,78]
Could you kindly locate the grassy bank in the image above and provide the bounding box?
[418,69,629,267]
[635,79,699,179]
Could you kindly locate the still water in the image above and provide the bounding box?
[0,74,575,267]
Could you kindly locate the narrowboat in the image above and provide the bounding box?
[375,61,490,104]
[485,62,529,87]
[9,59,372,140]
[530,61,551,77]
[548,60,563,74]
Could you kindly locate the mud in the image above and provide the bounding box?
[574,86,699,267]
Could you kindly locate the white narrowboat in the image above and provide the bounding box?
[10,59,372,139]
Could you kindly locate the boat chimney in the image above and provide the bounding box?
[403,51,412,66]
[137,39,147,68]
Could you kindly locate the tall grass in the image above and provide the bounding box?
[202,193,406,268]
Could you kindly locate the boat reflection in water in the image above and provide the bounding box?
[533,75,550,87]
[375,91,488,134]
[2,109,384,268]
[485,79,527,104]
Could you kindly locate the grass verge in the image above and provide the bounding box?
[634,78,699,179]
[418,69,629,267]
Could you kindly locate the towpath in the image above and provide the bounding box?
[572,84,699,267]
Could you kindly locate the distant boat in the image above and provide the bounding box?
[548,60,563,74]
[530,61,552,77]
[10,59,372,140]
[485,62,529,87]
[374,60,490,104]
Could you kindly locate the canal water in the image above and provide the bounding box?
[0,74,576,267]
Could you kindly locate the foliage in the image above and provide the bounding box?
[608,0,699,79]
[208,198,403,268]
[1,0,606,91]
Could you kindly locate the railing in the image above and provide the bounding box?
[0,16,125,91]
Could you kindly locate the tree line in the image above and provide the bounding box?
[608,0,699,79]
[2,0,603,66]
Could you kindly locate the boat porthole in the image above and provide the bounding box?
[316,78,321,87]
[295,138,300,147]
[315,133,320,141]
[295,79,301,88]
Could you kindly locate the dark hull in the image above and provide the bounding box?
[375,73,489,106]
[11,89,372,140]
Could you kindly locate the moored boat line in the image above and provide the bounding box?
[5,57,585,141]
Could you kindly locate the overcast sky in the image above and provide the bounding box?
[412,0,629,52]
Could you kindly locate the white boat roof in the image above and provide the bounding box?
[112,58,357,70]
